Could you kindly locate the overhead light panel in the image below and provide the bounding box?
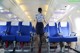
[28,16,31,19]
[25,12,28,15]
[45,5,48,11]
[44,12,47,15]
[15,0,23,4]
[27,16,32,21]
[20,5,27,11]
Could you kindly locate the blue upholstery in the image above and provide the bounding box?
[58,22,77,42]
[20,26,31,35]
[58,22,70,37]
[0,22,10,36]
[0,25,7,36]
[16,22,32,42]
[2,22,20,41]
[61,36,77,42]
[0,22,11,41]
[48,23,58,37]
[47,23,61,42]
[16,36,31,42]
[49,36,61,42]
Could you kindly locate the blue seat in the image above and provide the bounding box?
[2,22,20,41]
[58,22,77,42]
[32,26,36,33]
[0,22,10,36]
[47,23,61,42]
[0,22,8,40]
[16,22,32,42]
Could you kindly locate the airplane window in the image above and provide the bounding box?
[0,22,6,25]
[75,18,80,31]
[22,22,30,26]
[11,22,19,26]
[61,22,67,27]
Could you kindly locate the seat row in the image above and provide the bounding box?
[0,21,77,52]
[45,22,77,42]
[0,22,34,52]
[44,22,77,52]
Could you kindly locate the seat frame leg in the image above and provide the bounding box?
[10,41,16,53]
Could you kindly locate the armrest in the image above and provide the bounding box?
[70,32,76,36]
[44,32,49,43]
[1,30,8,35]
[44,32,49,38]
[30,31,34,37]
[58,32,63,37]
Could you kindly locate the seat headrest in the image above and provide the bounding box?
[0,22,7,25]
[22,22,30,26]
[11,22,19,26]
[49,22,55,26]
[61,22,67,27]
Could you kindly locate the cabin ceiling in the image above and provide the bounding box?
[0,0,80,22]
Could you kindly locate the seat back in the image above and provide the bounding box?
[0,22,10,36]
[10,22,19,36]
[48,22,58,37]
[20,22,32,35]
[58,22,70,37]
[32,26,36,33]
[44,24,48,32]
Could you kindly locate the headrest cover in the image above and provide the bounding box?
[49,22,55,26]
[61,22,67,27]
[11,22,19,26]
[0,22,7,25]
[22,22,30,26]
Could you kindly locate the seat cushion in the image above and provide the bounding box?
[2,35,15,41]
[61,36,77,42]
[16,35,31,42]
[49,36,61,42]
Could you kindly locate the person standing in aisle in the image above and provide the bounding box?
[35,7,46,53]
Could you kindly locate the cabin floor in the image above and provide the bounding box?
[0,37,80,53]
[0,42,79,53]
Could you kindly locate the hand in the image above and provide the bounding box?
[44,20,47,24]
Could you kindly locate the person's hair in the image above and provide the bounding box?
[38,8,42,13]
